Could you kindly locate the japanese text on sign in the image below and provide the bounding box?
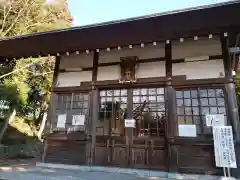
[213,126,237,168]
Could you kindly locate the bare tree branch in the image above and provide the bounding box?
[3,0,32,36]
[16,8,55,35]
[1,0,13,33]
[1,2,7,33]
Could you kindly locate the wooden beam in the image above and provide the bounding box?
[52,56,61,87]
[165,41,172,77]
[221,34,231,77]
[58,55,223,73]
[92,51,99,82]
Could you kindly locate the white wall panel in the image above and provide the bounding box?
[60,53,93,69]
[172,37,221,59]
[99,44,165,63]
[136,61,165,78]
[97,66,121,81]
[172,60,224,79]
[57,71,92,87]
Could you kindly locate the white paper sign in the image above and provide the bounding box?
[124,119,135,128]
[72,115,85,125]
[213,126,237,168]
[205,114,225,127]
[178,125,197,137]
[57,114,66,128]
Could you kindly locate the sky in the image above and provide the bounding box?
[67,0,232,26]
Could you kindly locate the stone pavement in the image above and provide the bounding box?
[0,167,171,180]
[0,160,237,180]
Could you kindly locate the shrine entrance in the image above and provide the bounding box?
[94,87,168,170]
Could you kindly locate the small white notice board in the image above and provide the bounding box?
[213,126,237,168]
[124,119,135,128]
[205,114,225,127]
[72,115,85,125]
[57,114,66,128]
[178,124,197,137]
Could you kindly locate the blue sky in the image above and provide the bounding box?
[67,0,231,26]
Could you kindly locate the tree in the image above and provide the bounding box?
[0,0,73,141]
[0,0,72,36]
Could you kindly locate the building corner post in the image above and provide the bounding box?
[221,33,240,178]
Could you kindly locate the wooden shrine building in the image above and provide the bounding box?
[1,1,240,176]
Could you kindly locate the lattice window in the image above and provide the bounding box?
[98,88,166,137]
[176,88,226,136]
[53,93,89,132]
[99,89,128,136]
[133,88,166,137]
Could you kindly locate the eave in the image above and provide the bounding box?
[0,0,240,59]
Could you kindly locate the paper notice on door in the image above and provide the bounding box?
[57,114,66,128]
[124,119,136,128]
[72,115,85,125]
[178,124,197,137]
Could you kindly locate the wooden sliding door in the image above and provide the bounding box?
[94,87,167,170]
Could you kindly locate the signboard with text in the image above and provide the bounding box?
[205,114,225,127]
[72,115,85,126]
[124,119,136,128]
[178,124,197,137]
[213,126,237,168]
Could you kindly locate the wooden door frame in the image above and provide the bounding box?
[96,86,168,169]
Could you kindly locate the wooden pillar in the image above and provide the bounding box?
[87,51,99,136]
[221,34,240,142]
[90,89,99,164]
[165,40,178,172]
[42,56,60,162]
[221,33,240,177]
[165,40,176,138]
[126,89,133,167]
[90,51,99,165]
[45,56,60,134]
